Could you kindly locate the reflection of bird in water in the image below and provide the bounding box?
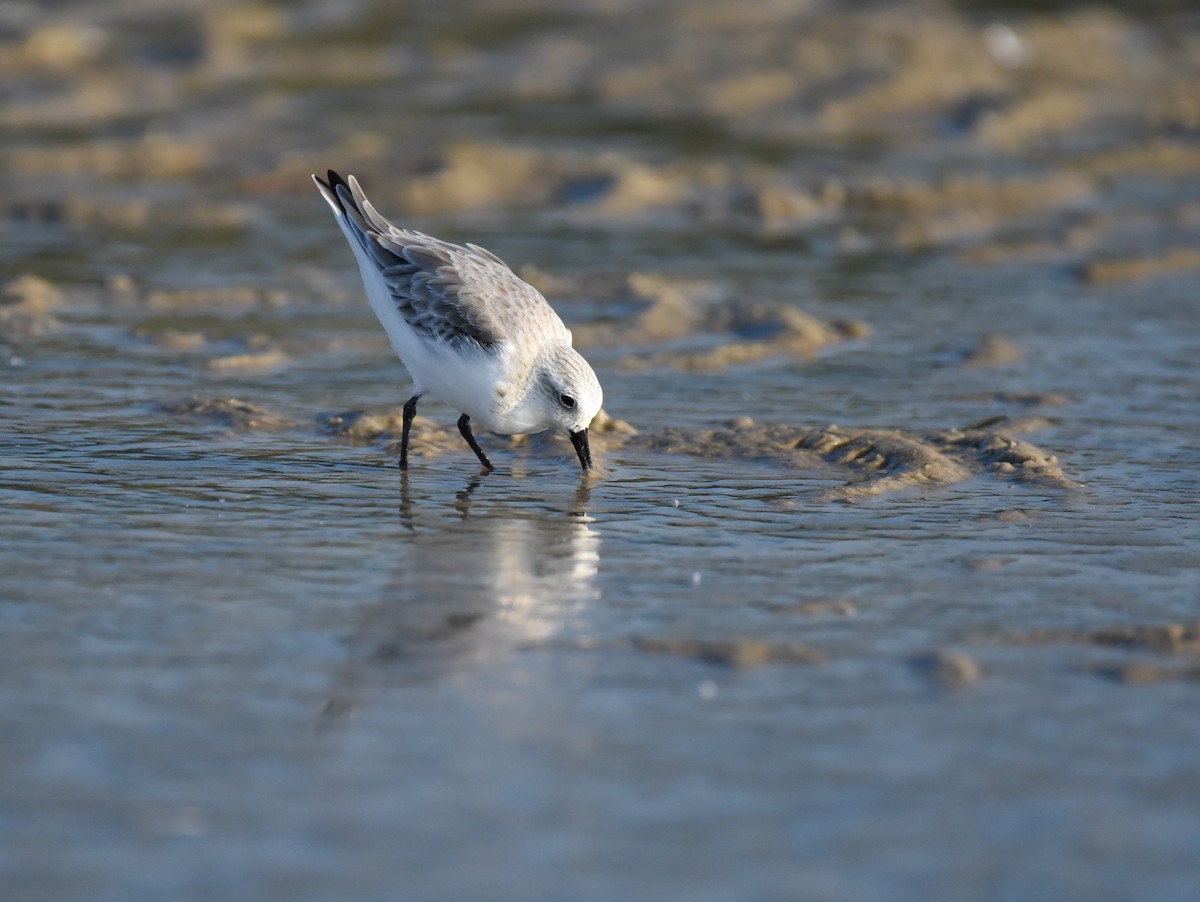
[398,471,591,526]
[320,481,599,728]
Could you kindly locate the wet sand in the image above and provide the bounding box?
[2,1,1200,900]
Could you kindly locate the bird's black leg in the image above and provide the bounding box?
[457,413,494,472]
[399,394,420,469]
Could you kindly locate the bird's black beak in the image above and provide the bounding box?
[569,428,592,472]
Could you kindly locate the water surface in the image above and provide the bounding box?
[3,1,1200,899]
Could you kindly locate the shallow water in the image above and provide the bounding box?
[3,1,1200,899]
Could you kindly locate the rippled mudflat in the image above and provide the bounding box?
[3,1,1200,899]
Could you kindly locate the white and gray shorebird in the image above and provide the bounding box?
[313,170,603,472]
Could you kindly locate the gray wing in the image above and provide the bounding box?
[329,174,564,350]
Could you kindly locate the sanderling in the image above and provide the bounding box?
[313,170,603,472]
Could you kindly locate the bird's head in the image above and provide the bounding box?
[537,345,603,471]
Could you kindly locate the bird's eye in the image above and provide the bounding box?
[559,394,576,409]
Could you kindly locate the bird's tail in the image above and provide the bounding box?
[313,170,403,267]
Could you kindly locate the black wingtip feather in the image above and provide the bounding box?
[314,169,354,215]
